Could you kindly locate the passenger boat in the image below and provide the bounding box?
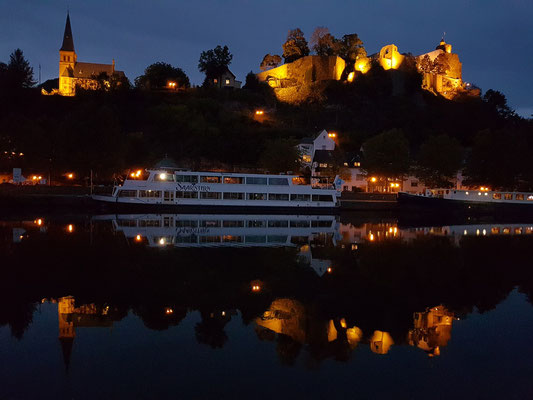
[398,188,533,212]
[92,168,342,211]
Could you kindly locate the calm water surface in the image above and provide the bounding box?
[1,213,533,399]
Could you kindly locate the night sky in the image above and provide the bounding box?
[1,0,532,117]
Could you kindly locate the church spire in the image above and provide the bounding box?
[60,12,75,52]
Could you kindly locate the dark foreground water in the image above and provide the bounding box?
[1,213,533,399]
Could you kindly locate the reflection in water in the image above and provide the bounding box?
[1,213,533,373]
[408,305,454,357]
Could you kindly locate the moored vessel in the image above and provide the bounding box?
[92,168,342,212]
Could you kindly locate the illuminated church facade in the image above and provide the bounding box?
[51,13,126,96]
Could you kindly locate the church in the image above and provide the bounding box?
[46,13,126,96]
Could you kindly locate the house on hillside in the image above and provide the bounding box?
[211,67,241,89]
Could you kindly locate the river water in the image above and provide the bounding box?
[1,213,533,399]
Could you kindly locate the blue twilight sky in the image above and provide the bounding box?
[1,0,532,117]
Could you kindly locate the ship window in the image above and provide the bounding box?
[267,235,288,243]
[176,235,198,243]
[268,220,288,228]
[223,176,244,184]
[200,176,221,183]
[176,191,198,199]
[491,227,500,234]
[139,190,161,198]
[155,173,175,182]
[248,193,267,200]
[516,194,525,200]
[269,178,289,186]
[223,220,244,228]
[290,220,310,228]
[175,220,198,227]
[504,193,513,200]
[311,220,333,227]
[200,236,221,243]
[223,192,244,200]
[527,195,533,201]
[493,193,502,200]
[245,236,267,243]
[290,194,310,201]
[269,193,289,201]
[246,177,268,185]
[247,220,266,227]
[118,190,137,197]
[176,175,198,183]
[200,192,221,199]
[199,220,220,227]
[223,235,242,242]
[312,194,333,202]
[292,177,307,185]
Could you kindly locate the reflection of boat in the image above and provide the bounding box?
[399,189,533,212]
[92,168,342,211]
[100,213,340,248]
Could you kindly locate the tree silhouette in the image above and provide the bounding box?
[198,45,233,87]
[135,62,190,90]
[3,49,36,89]
[282,28,310,63]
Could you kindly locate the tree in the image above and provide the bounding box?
[259,138,300,173]
[135,62,190,90]
[419,54,432,73]
[5,49,36,89]
[483,89,515,118]
[362,129,410,178]
[337,34,366,70]
[433,53,450,75]
[415,135,463,188]
[198,45,233,87]
[282,28,309,63]
[260,54,282,71]
[310,27,338,56]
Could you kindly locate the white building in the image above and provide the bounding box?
[297,129,337,174]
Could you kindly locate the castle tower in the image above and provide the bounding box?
[59,13,77,96]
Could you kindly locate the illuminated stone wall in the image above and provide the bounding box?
[256,55,345,103]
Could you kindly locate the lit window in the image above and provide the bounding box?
[516,194,525,201]
[493,193,501,200]
[528,195,533,201]
[200,176,221,183]
[504,193,513,200]
[225,79,230,85]
[223,176,244,184]
[354,162,361,167]
[248,193,267,200]
[319,163,328,168]
[213,78,218,83]
[302,155,312,163]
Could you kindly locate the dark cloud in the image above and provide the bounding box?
[1,0,531,115]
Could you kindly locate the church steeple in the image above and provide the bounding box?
[60,12,75,52]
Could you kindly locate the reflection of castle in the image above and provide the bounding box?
[255,298,454,359]
[57,296,116,369]
[408,305,454,357]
